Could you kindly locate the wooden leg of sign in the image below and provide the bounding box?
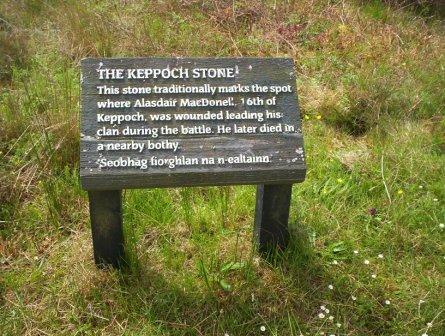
[254,184,292,254]
[88,190,125,268]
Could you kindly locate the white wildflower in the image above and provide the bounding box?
[320,305,326,311]
[260,326,266,332]
[371,274,377,279]
[351,295,357,301]
[318,313,325,319]
[325,309,330,314]
[439,223,444,229]
[353,250,359,255]
[378,254,384,259]
[328,285,334,290]
[336,323,341,328]
[364,259,370,265]
[427,322,432,327]
[328,315,334,321]
[385,300,391,305]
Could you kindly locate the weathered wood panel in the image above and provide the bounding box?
[80,57,306,190]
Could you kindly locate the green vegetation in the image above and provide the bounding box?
[1,1,444,335]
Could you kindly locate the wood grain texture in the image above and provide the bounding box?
[88,190,125,267]
[80,57,306,190]
[254,184,292,253]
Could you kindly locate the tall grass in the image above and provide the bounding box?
[0,0,444,335]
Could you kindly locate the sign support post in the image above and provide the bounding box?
[88,190,124,268]
[254,184,292,253]
[87,184,292,267]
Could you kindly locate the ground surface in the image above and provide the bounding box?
[0,1,444,335]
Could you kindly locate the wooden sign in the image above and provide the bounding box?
[80,58,305,189]
[80,58,306,267]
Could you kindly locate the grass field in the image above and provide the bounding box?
[1,1,444,335]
